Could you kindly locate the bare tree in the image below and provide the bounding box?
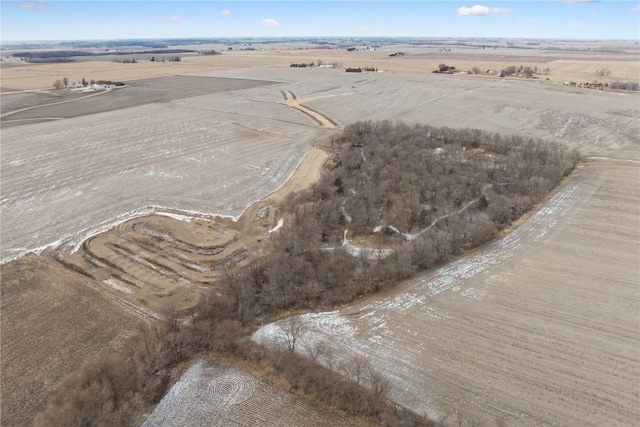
[222,265,238,291]
[366,365,390,398]
[281,316,309,353]
[471,66,480,75]
[308,340,327,362]
[62,77,69,87]
[343,354,369,385]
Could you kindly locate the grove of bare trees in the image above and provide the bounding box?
[225,121,580,316]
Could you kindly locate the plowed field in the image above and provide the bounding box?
[141,359,354,427]
[0,255,143,427]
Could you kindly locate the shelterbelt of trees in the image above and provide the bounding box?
[36,120,578,427]
[246,120,580,313]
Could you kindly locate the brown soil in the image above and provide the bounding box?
[1,75,277,127]
[0,255,144,427]
[282,90,338,128]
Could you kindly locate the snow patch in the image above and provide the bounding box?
[102,277,135,294]
[268,218,283,234]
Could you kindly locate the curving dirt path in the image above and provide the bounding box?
[282,90,338,129]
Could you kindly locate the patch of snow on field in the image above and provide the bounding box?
[379,292,425,314]
[155,211,194,222]
[268,218,283,234]
[253,310,358,351]
[185,263,209,273]
[342,240,393,259]
[85,254,107,268]
[423,306,452,321]
[305,311,358,338]
[143,169,184,179]
[102,278,135,294]
[252,321,285,346]
[461,287,486,300]
[1,237,68,264]
[142,360,257,426]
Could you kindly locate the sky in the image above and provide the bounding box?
[1,1,639,41]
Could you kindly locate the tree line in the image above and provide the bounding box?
[35,291,437,426]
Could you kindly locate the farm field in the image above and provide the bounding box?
[0,78,331,263]
[6,67,637,265]
[2,41,638,92]
[193,67,640,157]
[254,158,640,426]
[1,75,277,127]
[50,147,328,319]
[1,40,639,426]
[0,144,329,426]
[141,358,354,426]
[0,254,144,427]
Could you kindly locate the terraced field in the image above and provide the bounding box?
[254,159,640,426]
[53,208,276,317]
[1,95,327,264]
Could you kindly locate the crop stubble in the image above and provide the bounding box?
[141,359,354,426]
[0,255,144,427]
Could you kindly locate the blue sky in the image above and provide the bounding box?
[1,1,639,41]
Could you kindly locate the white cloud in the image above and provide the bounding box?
[589,11,598,17]
[565,0,599,3]
[152,14,162,21]
[220,9,231,16]
[570,21,584,27]
[16,0,46,10]
[457,5,510,16]
[169,15,183,22]
[633,5,640,12]
[261,18,279,27]
[360,26,372,33]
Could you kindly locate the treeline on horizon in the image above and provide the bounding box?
[11,49,195,59]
